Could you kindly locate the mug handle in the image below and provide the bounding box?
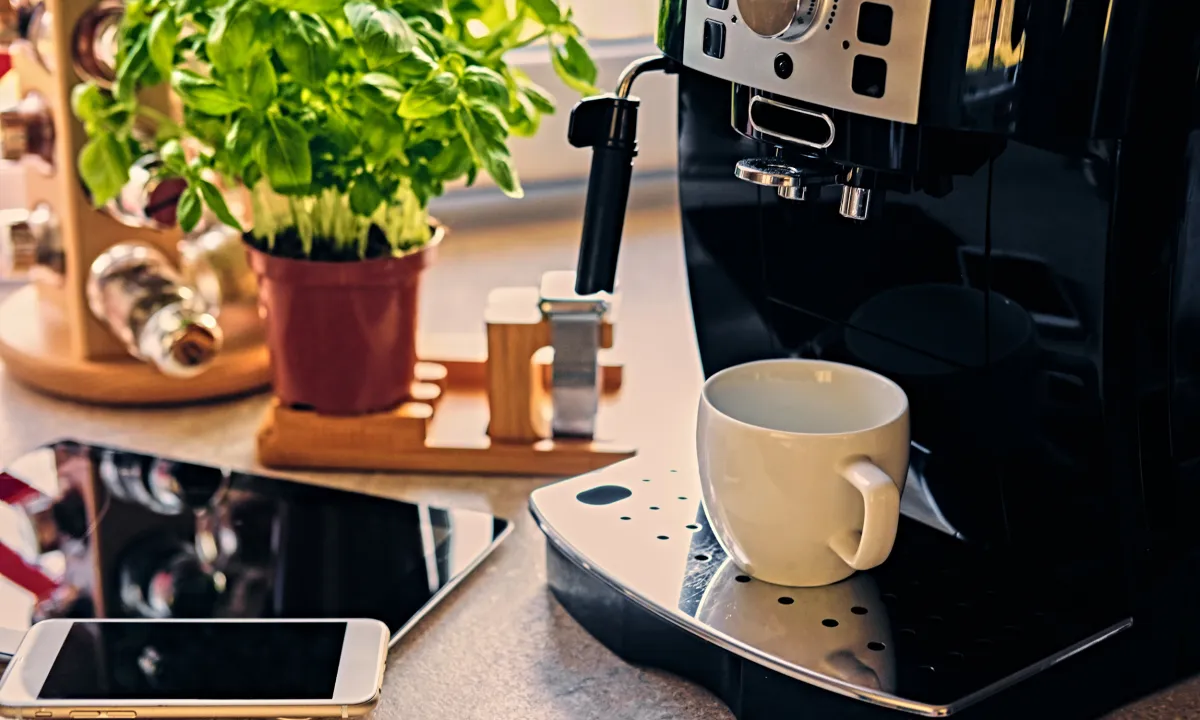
[828,459,901,571]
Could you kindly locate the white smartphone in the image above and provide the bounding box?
[0,619,389,719]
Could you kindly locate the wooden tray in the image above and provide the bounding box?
[257,287,637,476]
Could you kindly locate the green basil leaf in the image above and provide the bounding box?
[361,110,404,162]
[206,0,246,72]
[407,139,442,161]
[482,16,523,56]
[468,101,508,145]
[506,90,539,137]
[259,0,342,13]
[172,69,244,115]
[357,72,405,111]
[259,0,341,12]
[518,78,556,113]
[177,185,203,231]
[114,31,151,103]
[207,0,262,73]
[479,0,508,29]
[274,12,337,87]
[449,0,483,18]
[460,65,508,106]
[197,179,244,230]
[443,53,466,76]
[78,135,132,207]
[70,83,111,127]
[403,0,447,12]
[521,0,561,26]
[245,54,278,111]
[173,0,215,17]
[345,2,419,70]
[225,114,262,173]
[550,35,599,95]
[564,35,597,82]
[409,18,442,56]
[398,72,459,119]
[160,138,188,174]
[242,162,263,188]
[425,136,471,180]
[123,0,148,23]
[482,145,521,197]
[454,105,483,165]
[256,114,312,192]
[348,174,385,216]
[407,114,457,144]
[390,46,438,82]
[324,109,358,153]
[182,107,231,145]
[147,10,179,76]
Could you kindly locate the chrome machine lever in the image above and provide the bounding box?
[734,158,836,201]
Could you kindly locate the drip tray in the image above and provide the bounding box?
[531,460,1132,717]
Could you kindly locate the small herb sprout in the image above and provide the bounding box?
[73,0,598,259]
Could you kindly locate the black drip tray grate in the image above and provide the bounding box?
[531,460,1132,716]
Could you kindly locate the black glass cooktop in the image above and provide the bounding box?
[0,440,510,657]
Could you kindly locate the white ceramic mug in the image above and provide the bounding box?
[697,359,910,587]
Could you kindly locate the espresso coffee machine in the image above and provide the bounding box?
[531,0,1200,717]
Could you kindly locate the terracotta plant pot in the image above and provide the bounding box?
[246,229,442,415]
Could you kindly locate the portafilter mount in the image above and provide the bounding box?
[571,56,883,297]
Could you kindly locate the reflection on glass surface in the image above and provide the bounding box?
[0,441,510,641]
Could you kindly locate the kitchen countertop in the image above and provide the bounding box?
[0,205,1195,720]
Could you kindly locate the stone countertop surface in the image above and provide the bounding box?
[0,207,1193,719]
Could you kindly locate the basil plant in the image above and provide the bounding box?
[72,0,599,259]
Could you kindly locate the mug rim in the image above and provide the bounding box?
[700,358,908,437]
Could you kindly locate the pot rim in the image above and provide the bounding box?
[245,225,444,285]
[244,223,446,265]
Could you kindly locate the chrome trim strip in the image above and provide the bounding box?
[747,96,836,150]
[532,497,1132,717]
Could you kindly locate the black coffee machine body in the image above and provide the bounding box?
[569,0,1200,716]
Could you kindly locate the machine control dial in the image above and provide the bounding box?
[738,0,830,40]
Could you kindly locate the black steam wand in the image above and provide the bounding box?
[570,55,675,295]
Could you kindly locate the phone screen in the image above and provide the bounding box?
[37,622,346,700]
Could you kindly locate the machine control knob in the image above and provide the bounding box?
[738,0,829,40]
